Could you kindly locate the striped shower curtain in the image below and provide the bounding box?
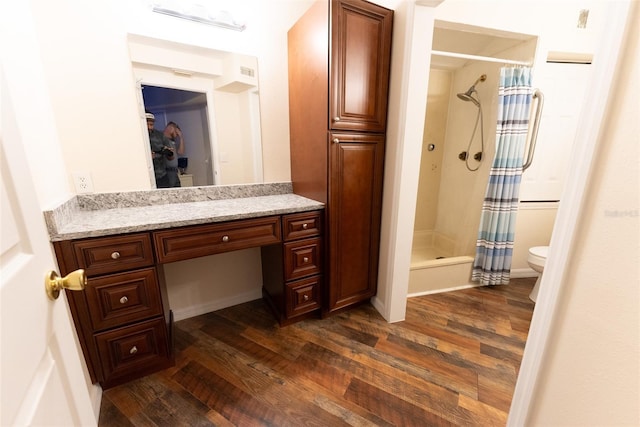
[471,66,534,286]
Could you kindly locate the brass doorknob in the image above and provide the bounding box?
[45,269,86,300]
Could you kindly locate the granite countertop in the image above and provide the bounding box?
[44,183,324,242]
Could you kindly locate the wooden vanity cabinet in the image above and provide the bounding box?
[53,212,324,387]
[53,232,172,389]
[262,210,323,325]
[153,216,281,263]
[288,0,393,314]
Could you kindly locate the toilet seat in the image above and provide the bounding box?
[528,246,549,267]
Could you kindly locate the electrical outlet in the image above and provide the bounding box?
[72,171,94,194]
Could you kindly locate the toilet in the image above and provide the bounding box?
[527,246,549,302]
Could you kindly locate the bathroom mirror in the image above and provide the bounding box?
[131,35,264,187]
[28,0,315,193]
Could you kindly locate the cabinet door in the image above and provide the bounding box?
[328,132,385,312]
[330,0,393,133]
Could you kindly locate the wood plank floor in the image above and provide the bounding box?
[99,278,535,427]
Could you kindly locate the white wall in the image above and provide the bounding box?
[414,31,580,272]
[13,0,317,322]
[527,2,639,421]
[384,1,638,423]
[7,0,637,422]
[2,1,82,210]
[24,0,315,195]
[375,1,435,322]
[379,0,614,321]
[433,0,608,56]
[511,203,557,272]
[164,248,263,321]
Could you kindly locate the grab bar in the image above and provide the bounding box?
[523,89,544,171]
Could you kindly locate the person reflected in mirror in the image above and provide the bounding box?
[145,112,175,188]
[163,121,185,187]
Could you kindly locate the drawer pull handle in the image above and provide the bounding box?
[303,295,309,301]
[111,251,121,260]
[129,346,138,355]
[302,223,308,230]
[120,296,128,304]
[333,117,340,122]
[222,235,230,243]
[333,138,340,144]
[303,257,309,263]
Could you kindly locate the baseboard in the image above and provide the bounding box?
[510,268,539,278]
[370,295,397,322]
[171,289,263,321]
[407,270,537,298]
[91,384,102,424]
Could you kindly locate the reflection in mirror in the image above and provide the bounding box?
[142,86,214,187]
[129,35,264,187]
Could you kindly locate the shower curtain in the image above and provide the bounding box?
[472,66,533,286]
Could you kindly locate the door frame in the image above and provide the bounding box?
[507,2,632,424]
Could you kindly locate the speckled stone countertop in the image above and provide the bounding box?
[44,182,324,242]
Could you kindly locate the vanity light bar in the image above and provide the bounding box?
[152,6,246,32]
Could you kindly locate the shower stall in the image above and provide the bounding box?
[409,22,538,295]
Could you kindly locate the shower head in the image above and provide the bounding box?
[457,91,480,106]
[457,74,487,107]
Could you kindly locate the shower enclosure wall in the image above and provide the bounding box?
[410,23,537,295]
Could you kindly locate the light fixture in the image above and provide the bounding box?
[152,4,246,32]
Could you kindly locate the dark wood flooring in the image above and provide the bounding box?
[99,278,535,426]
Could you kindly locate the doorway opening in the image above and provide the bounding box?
[141,85,214,187]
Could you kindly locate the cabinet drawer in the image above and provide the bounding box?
[154,216,281,263]
[286,276,322,318]
[282,211,322,241]
[284,237,322,281]
[95,318,169,383]
[85,268,163,331]
[71,233,154,276]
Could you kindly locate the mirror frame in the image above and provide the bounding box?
[129,34,264,188]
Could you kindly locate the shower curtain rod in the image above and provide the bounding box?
[431,50,532,66]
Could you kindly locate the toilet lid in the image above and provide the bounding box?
[529,246,549,258]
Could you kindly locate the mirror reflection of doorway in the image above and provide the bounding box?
[141,85,214,186]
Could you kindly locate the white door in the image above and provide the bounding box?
[0,73,97,426]
[520,62,593,201]
[0,6,98,423]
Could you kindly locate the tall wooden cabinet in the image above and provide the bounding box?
[288,0,393,314]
